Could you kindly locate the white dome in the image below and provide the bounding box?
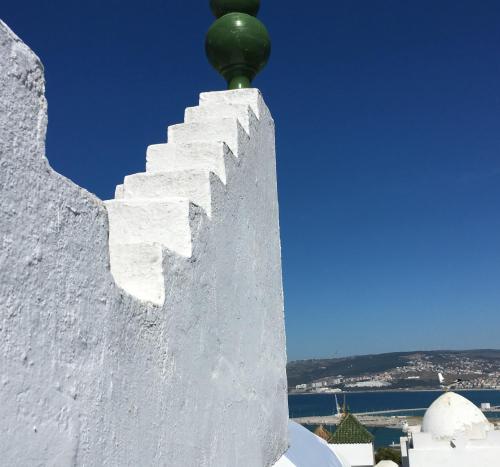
[422,392,492,440]
[273,421,349,467]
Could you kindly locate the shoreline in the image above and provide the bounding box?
[289,388,500,396]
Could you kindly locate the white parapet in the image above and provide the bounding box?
[0,19,288,467]
[105,87,270,306]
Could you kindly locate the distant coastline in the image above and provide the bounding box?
[289,388,500,395]
[287,349,500,393]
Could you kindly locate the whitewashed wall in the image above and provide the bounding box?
[401,432,500,467]
[0,20,288,467]
[329,444,374,467]
[407,444,500,467]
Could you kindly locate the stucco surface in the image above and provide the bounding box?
[0,19,288,467]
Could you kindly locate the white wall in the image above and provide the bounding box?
[0,19,288,467]
[402,432,500,467]
[330,444,374,467]
[408,447,500,467]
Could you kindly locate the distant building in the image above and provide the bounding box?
[400,392,500,467]
[328,413,375,467]
[316,387,342,394]
[312,381,327,388]
[326,377,343,385]
[295,384,307,390]
[345,380,391,388]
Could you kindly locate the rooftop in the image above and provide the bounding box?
[330,413,374,445]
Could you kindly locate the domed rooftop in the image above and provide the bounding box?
[422,392,492,440]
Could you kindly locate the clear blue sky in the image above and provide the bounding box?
[3,1,500,361]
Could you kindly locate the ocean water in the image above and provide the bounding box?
[289,390,500,448]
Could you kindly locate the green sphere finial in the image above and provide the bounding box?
[205,0,270,90]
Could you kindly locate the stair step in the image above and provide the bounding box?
[122,169,213,217]
[115,184,124,199]
[199,89,262,119]
[184,103,251,133]
[167,118,242,156]
[105,198,192,257]
[109,243,164,305]
[146,142,228,184]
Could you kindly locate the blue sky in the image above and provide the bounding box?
[3,1,500,361]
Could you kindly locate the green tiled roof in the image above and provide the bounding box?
[329,413,374,444]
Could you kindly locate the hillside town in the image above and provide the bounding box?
[291,352,500,393]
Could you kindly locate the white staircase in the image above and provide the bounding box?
[105,89,263,305]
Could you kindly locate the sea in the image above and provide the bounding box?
[288,390,500,448]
